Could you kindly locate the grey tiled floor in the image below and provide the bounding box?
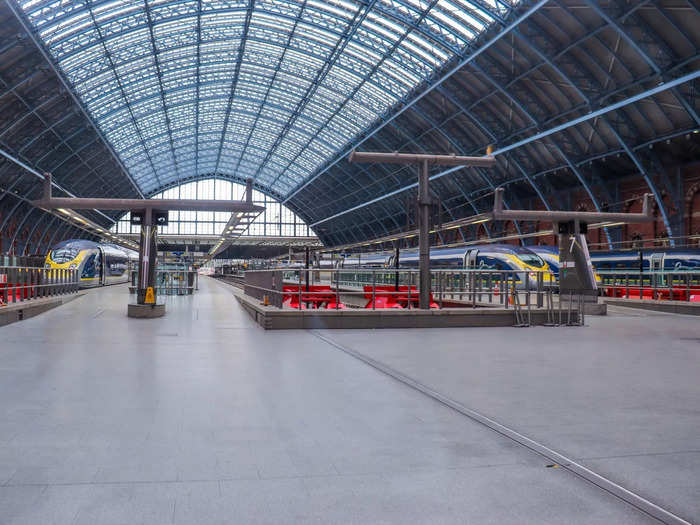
[0,278,676,524]
[321,305,700,523]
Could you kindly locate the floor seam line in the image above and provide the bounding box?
[308,329,691,525]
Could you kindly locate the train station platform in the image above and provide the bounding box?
[0,277,697,524]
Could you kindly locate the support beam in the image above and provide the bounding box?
[491,187,654,224]
[310,71,699,229]
[33,173,264,312]
[32,174,265,213]
[283,0,549,203]
[349,151,495,309]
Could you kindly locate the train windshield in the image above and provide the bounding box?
[516,253,545,268]
[50,247,80,263]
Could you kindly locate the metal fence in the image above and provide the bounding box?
[241,268,585,326]
[0,266,79,305]
[129,269,199,296]
[0,255,45,268]
[598,271,700,301]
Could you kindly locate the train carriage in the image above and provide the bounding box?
[45,239,138,288]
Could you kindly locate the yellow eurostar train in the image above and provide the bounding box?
[45,239,138,288]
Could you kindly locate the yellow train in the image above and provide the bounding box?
[45,239,138,288]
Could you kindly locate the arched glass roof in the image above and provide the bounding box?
[18,0,516,197]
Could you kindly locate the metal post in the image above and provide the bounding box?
[394,245,400,291]
[2,269,8,304]
[407,272,411,309]
[245,177,253,204]
[297,270,302,310]
[335,269,340,310]
[639,251,644,299]
[137,207,158,305]
[418,159,431,310]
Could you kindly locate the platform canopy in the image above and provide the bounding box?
[16,0,513,198]
[3,0,698,255]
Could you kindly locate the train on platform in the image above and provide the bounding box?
[45,239,138,288]
[332,245,700,296]
[588,248,700,273]
[337,244,556,290]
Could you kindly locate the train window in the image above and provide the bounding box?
[50,247,79,263]
[81,254,97,278]
[516,253,545,268]
[478,256,509,271]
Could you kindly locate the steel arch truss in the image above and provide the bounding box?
[286,0,700,247]
[16,0,520,197]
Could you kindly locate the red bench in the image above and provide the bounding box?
[282,285,345,309]
[363,285,438,309]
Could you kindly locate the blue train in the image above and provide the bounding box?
[45,239,138,288]
[588,248,700,273]
[338,244,556,289]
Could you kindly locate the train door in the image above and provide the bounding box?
[98,248,106,285]
[650,252,664,287]
[464,249,479,269]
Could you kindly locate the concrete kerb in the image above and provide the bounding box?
[233,290,578,330]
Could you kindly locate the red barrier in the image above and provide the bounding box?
[0,282,36,303]
[363,285,438,309]
[282,285,346,309]
[603,285,700,301]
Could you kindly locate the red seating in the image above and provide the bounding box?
[603,285,700,302]
[363,285,438,309]
[282,285,346,309]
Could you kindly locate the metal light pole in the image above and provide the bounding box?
[348,151,496,309]
[491,187,654,303]
[417,159,431,309]
[33,173,264,317]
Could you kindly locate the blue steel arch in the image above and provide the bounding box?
[17,0,511,197]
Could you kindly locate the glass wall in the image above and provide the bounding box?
[111,179,315,237]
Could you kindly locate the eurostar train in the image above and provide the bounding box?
[45,239,138,288]
[337,244,555,289]
[588,248,700,300]
[530,245,603,286]
[589,248,700,272]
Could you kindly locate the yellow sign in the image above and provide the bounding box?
[144,287,155,304]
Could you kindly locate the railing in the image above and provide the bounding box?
[0,266,79,305]
[598,270,700,301]
[129,269,199,296]
[241,268,585,326]
[0,255,45,268]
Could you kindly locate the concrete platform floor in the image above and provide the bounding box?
[0,277,695,524]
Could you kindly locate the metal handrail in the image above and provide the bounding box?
[242,268,560,313]
[598,270,700,301]
[0,266,79,305]
[130,269,199,296]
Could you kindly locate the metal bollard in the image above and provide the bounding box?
[297,271,302,310]
[407,273,411,310]
[335,270,340,310]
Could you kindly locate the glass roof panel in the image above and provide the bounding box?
[19,0,515,198]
